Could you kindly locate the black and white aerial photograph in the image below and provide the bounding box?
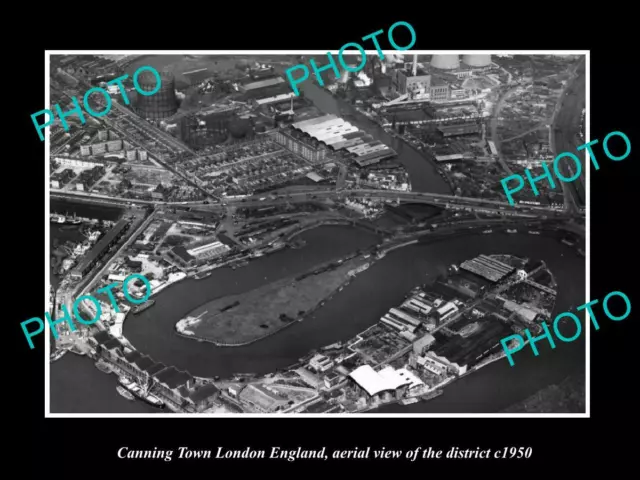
[46,52,587,416]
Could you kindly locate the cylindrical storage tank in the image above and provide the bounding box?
[430,55,460,70]
[134,71,178,120]
[462,54,492,67]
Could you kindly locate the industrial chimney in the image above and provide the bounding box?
[412,54,418,76]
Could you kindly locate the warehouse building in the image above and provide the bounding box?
[348,365,423,401]
[241,77,285,92]
[460,254,515,283]
[292,115,396,166]
[437,123,480,137]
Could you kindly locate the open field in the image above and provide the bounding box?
[182,255,370,344]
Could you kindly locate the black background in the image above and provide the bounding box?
[11,12,636,475]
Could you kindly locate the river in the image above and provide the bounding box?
[50,221,585,413]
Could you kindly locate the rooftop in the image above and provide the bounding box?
[103,338,122,350]
[437,123,480,137]
[239,384,288,411]
[171,246,194,263]
[124,350,142,363]
[242,77,285,91]
[93,330,112,345]
[154,366,193,389]
[133,355,155,371]
[401,67,430,77]
[189,383,220,403]
[348,365,411,397]
[72,219,130,274]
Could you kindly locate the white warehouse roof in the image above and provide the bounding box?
[292,114,337,130]
[348,365,412,396]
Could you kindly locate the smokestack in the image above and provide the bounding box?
[413,54,418,76]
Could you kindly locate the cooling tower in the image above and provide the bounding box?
[462,54,492,67]
[135,71,178,120]
[430,54,460,70]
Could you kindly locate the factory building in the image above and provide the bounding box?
[380,314,416,333]
[429,81,451,101]
[186,241,231,260]
[387,308,421,326]
[324,372,344,389]
[413,333,436,355]
[390,55,455,100]
[346,141,396,167]
[134,71,178,120]
[437,123,480,137]
[169,240,230,267]
[391,67,431,97]
[255,92,296,106]
[435,154,464,163]
[403,295,434,315]
[415,353,448,375]
[292,115,396,166]
[348,365,423,401]
[460,254,515,283]
[309,354,334,373]
[329,131,368,150]
[435,301,459,323]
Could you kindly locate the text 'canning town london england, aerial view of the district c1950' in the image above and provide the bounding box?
[44,47,588,416]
